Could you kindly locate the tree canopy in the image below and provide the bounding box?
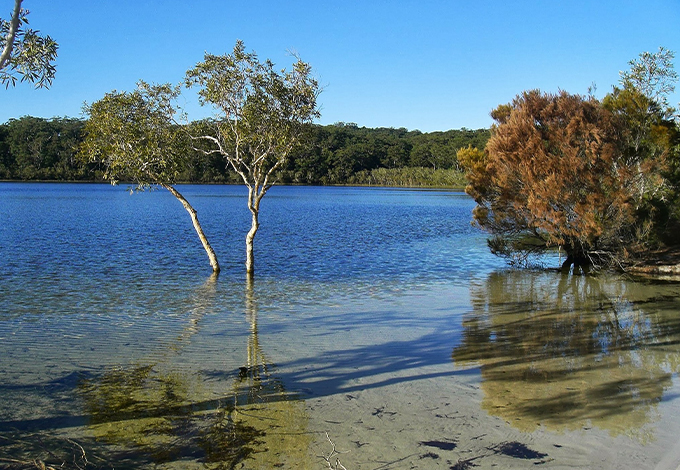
[80,82,186,187]
[466,90,633,271]
[0,116,489,186]
[79,81,220,273]
[462,48,680,272]
[0,116,85,180]
[283,124,489,185]
[185,40,321,275]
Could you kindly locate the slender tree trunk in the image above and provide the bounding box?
[163,184,220,273]
[245,209,259,276]
[245,184,265,277]
[244,275,260,374]
[0,0,22,71]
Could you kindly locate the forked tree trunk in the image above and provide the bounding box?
[163,184,220,273]
[559,252,590,275]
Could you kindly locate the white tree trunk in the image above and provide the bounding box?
[245,184,264,276]
[163,184,220,273]
[245,209,259,275]
[0,0,22,71]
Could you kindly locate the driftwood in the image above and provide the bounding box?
[624,246,680,276]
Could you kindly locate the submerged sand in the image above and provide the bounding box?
[302,363,680,470]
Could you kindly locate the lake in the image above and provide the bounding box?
[1,182,680,469]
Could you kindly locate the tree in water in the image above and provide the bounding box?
[185,40,320,277]
[462,49,679,273]
[464,90,632,273]
[1,0,58,88]
[80,81,220,273]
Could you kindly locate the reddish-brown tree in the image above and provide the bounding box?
[466,49,680,273]
[464,90,637,272]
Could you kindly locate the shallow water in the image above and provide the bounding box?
[1,183,680,469]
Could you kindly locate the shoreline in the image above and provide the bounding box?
[624,246,680,278]
[0,179,466,190]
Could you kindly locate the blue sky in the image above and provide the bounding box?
[2,0,679,132]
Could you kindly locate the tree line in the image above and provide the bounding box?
[0,116,489,185]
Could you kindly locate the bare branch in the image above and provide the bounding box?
[318,432,350,470]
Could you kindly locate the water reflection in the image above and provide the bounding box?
[452,271,680,440]
[75,276,313,468]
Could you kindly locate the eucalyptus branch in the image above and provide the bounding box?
[263,156,286,188]
[0,0,22,70]
[192,133,225,155]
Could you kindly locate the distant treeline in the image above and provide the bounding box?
[0,117,489,186]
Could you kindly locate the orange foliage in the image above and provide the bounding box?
[467,90,637,260]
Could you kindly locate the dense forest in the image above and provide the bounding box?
[0,116,489,186]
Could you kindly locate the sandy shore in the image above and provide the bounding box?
[303,364,680,470]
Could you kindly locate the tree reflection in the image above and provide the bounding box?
[453,271,680,440]
[78,275,313,468]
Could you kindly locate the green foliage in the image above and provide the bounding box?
[0,119,490,185]
[79,81,221,273]
[0,116,86,180]
[603,48,680,247]
[185,40,322,274]
[185,40,320,193]
[0,0,58,88]
[619,46,678,113]
[0,123,9,177]
[79,81,186,188]
[457,145,487,194]
[281,124,490,185]
[348,166,467,188]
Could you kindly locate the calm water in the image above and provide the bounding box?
[1,182,680,469]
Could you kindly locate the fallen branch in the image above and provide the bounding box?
[318,432,349,470]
